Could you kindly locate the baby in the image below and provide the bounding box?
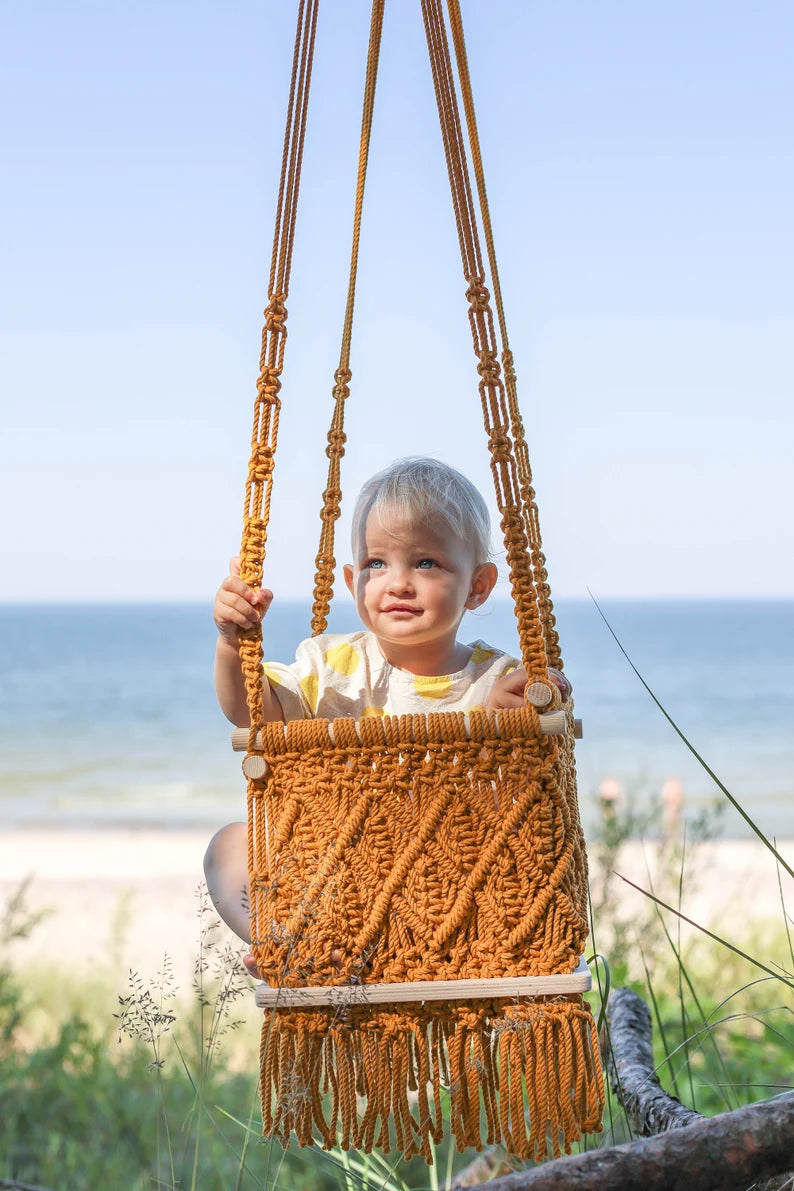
[205,457,569,956]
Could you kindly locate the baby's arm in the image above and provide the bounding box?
[487,667,572,711]
[213,557,284,727]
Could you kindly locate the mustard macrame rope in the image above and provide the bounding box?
[445,0,561,670]
[238,0,319,757]
[238,0,604,1163]
[248,710,599,1159]
[308,0,559,685]
[420,0,550,685]
[311,0,385,636]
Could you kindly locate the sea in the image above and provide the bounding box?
[1,600,792,840]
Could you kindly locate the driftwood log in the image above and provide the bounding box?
[603,988,792,1191]
[473,1093,794,1191]
[454,986,700,1187]
[461,987,794,1191]
[605,986,702,1132]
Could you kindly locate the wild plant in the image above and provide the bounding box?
[588,600,794,1132]
[114,885,262,1191]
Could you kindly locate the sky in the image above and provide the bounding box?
[2,0,793,603]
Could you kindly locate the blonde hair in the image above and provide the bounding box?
[351,458,491,564]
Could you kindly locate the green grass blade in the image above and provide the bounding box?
[645,889,736,1111]
[587,884,626,1148]
[674,830,696,1109]
[639,946,678,1096]
[617,873,794,989]
[774,836,794,974]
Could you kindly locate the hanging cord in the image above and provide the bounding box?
[420,0,550,682]
[445,0,561,669]
[239,0,319,743]
[310,0,386,635]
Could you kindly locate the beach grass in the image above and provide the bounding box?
[2,811,792,1191]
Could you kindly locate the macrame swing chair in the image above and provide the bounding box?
[232,0,605,1164]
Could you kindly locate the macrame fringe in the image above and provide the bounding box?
[259,997,604,1163]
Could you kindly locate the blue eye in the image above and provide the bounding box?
[367,559,385,570]
[417,558,437,569]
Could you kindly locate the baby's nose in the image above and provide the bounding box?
[388,567,414,593]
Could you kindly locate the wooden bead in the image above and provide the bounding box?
[525,681,553,707]
[242,754,268,780]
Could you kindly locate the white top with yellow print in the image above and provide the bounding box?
[263,631,519,722]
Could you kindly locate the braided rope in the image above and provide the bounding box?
[445,0,561,669]
[239,0,319,749]
[420,0,549,682]
[250,712,584,992]
[250,710,602,1159]
[310,0,386,635]
[239,0,603,1160]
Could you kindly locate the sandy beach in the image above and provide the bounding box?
[1,828,227,990]
[2,828,792,991]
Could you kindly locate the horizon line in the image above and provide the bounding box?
[2,594,793,608]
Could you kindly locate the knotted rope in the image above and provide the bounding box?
[237,0,604,1161]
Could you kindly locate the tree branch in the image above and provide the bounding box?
[605,986,702,1133]
[471,985,794,1191]
[475,1094,794,1190]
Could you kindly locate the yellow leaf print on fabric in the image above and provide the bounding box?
[413,675,453,700]
[299,673,319,713]
[263,665,282,687]
[325,641,360,677]
[470,643,496,665]
[360,705,386,718]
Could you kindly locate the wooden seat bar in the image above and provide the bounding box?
[254,955,592,1008]
[232,711,582,757]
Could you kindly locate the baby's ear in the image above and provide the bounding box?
[343,564,354,595]
[466,561,498,608]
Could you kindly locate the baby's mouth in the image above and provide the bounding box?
[383,604,421,615]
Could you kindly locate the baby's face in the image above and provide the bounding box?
[343,509,495,663]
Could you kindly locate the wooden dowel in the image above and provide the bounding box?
[254,955,591,1008]
[233,710,581,755]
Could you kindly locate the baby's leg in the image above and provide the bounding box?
[204,822,341,979]
[203,822,251,943]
